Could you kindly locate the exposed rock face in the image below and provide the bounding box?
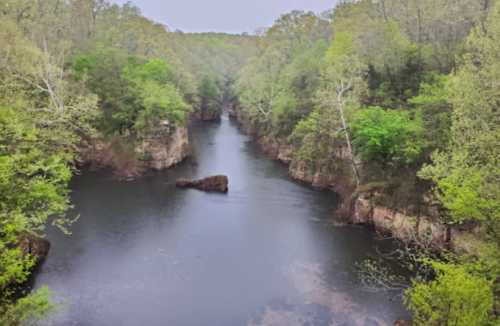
[79,125,190,179]
[289,160,357,220]
[289,160,342,189]
[257,135,294,164]
[353,193,449,247]
[18,233,50,266]
[176,175,229,193]
[137,126,190,171]
[230,107,257,135]
[353,196,372,224]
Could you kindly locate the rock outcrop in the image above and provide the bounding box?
[18,233,50,267]
[137,126,190,170]
[78,125,190,180]
[176,175,229,193]
[353,193,449,247]
[256,135,293,164]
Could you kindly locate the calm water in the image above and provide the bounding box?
[35,117,408,326]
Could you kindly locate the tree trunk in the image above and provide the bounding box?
[336,97,360,186]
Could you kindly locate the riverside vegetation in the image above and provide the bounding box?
[0,0,499,325]
[0,0,254,323]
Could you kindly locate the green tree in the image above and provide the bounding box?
[419,2,500,225]
[197,75,221,117]
[315,31,367,184]
[351,107,425,165]
[123,58,190,132]
[409,74,452,150]
[72,47,138,133]
[74,50,190,134]
[0,7,98,322]
[0,106,72,322]
[0,287,54,326]
[236,11,331,132]
[290,106,344,169]
[133,81,189,132]
[405,261,494,326]
[270,40,327,135]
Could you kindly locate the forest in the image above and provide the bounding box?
[0,0,498,325]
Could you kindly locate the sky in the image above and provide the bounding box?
[112,0,336,34]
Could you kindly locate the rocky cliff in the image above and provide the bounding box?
[137,126,190,171]
[353,193,448,247]
[79,125,190,179]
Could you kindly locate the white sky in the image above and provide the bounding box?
[112,0,337,34]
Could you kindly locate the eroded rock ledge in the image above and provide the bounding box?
[78,125,190,180]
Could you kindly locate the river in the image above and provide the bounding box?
[35,116,408,326]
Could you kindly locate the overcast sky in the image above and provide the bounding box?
[112,0,336,34]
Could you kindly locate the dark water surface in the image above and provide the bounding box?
[35,117,408,326]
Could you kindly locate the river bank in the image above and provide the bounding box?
[229,108,478,254]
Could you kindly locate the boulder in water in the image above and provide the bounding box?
[176,175,228,193]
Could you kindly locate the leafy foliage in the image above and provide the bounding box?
[197,75,222,116]
[0,287,54,326]
[0,106,71,323]
[419,2,500,225]
[409,74,452,150]
[236,11,332,133]
[351,107,425,164]
[405,261,494,326]
[123,59,190,132]
[73,50,190,134]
